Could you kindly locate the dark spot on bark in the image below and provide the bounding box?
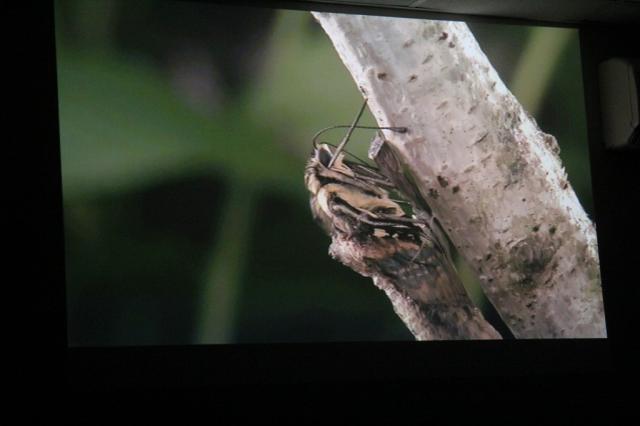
[462,305,473,319]
[485,253,492,260]
[437,101,448,110]
[452,185,460,193]
[505,157,527,188]
[522,198,526,202]
[438,31,448,40]
[377,72,387,80]
[422,54,433,64]
[510,236,556,293]
[403,39,414,48]
[437,175,449,187]
[532,225,540,232]
[544,134,561,155]
[426,309,447,328]
[468,105,477,114]
[428,188,439,199]
[359,86,367,96]
[474,132,488,144]
[526,302,534,309]
[488,278,494,282]
[549,226,556,235]
[521,249,550,274]
[491,81,497,89]
[561,180,568,189]
[408,74,417,82]
[448,41,455,48]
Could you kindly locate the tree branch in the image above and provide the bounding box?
[329,233,502,340]
[312,12,605,338]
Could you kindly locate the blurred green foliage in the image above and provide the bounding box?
[58,1,594,346]
[57,48,302,198]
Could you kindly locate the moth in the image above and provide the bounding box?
[304,99,502,339]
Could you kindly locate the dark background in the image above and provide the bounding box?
[12,0,638,420]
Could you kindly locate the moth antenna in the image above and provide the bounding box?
[327,99,368,168]
[312,125,407,148]
[311,98,407,155]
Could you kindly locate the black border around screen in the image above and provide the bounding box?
[22,0,639,402]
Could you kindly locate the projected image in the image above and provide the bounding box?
[57,0,605,345]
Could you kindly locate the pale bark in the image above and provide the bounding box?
[312,12,606,338]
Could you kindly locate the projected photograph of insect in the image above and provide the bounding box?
[58,3,602,346]
[305,100,503,340]
[304,12,605,341]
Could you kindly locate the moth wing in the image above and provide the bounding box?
[344,161,398,192]
[309,196,334,235]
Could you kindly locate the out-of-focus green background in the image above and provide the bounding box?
[57,0,594,346]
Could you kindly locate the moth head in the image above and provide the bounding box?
[316,144,334,168]
[304,144,333,195]
[309,143,341,169]
[305,143,350,196]
[316,143,353,174]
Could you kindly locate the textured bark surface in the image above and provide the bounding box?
[312,12,606,338]
[329,234,501,340]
